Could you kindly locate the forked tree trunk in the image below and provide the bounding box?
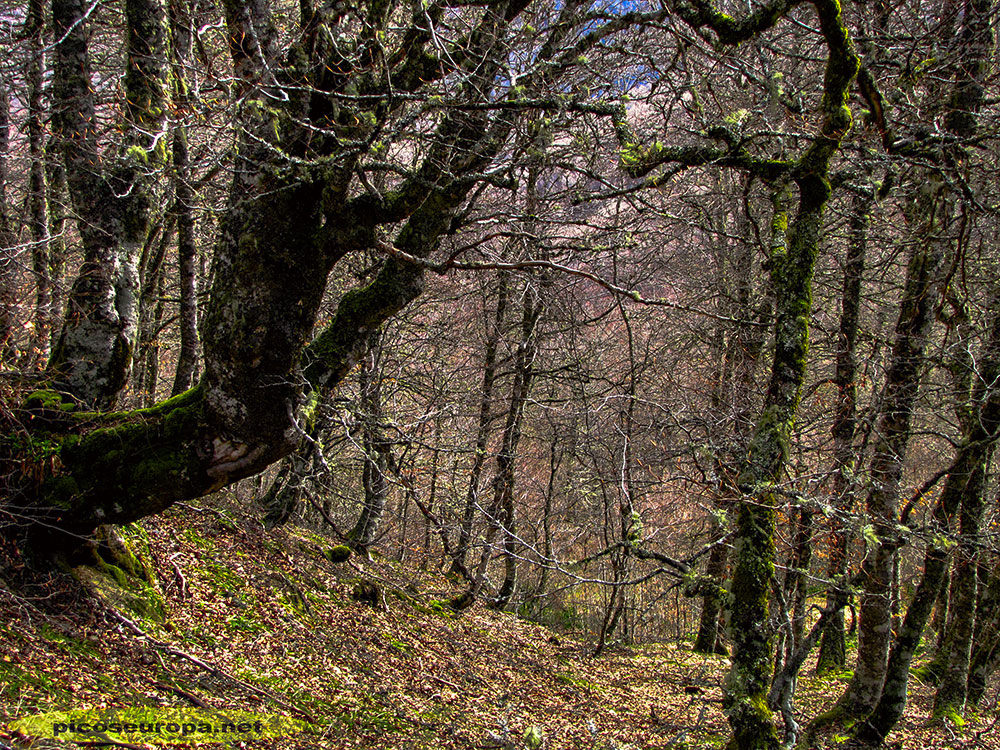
[853,449,995,744]
[47,0,170,408]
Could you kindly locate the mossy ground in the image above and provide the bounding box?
[0,494,997,749]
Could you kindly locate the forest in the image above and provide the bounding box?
[1,0,999,748]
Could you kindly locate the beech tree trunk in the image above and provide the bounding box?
[349,330,390,556]
[169,0,200,396]
[817,188,870,675]
[968,561,1000,706]
[853,291,1000,743]
[21,0,528,537]
[0,72,16,362]
[47,0,170,408]
[452,271,509,579]
[716,5,859,744]
[492,273,543,609]
[27,0,50,366]
[837,184,948,718]
[841,0,994,726]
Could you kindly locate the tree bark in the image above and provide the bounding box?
[492,274,543,609]
[717,5,860,744]
[45,145,68,353]
[852,285,1000,744]
[349,329,390,556]
[21,0,524,537]
[853,447,993,744]
[696,178,759,656]
[169,0,200,396]
[27,0,51,366]
[837,183,949,718]
[967,560,1000,706]
[0,70,17,363]
[47,0,169,408]
[695,526,730,654]
[817,188,870,675]
[451,271,509,578]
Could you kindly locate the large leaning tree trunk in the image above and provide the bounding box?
[9,0,655,548]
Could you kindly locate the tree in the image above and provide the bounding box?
[13,0,653,535]
[4,2,1000,749]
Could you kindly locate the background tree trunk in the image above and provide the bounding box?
[817,188,870,675]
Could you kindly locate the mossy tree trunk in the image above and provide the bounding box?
[19,0,540,539]
[967,561,1000,706]
[853,445,996,744]
[932,452,992,718]
[841,0,995,726]
[47,0,170,409]
[836,183,949,718]
[852,285,1000,744]
[929,0,997,719]
[661,4,860,746]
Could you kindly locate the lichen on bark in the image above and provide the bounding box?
[716,2,859,746]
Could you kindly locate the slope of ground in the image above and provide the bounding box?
[1,493,997,750]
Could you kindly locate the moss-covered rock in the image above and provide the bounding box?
[325,545,351,563]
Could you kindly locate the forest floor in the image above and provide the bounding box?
[1,494,997,750]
